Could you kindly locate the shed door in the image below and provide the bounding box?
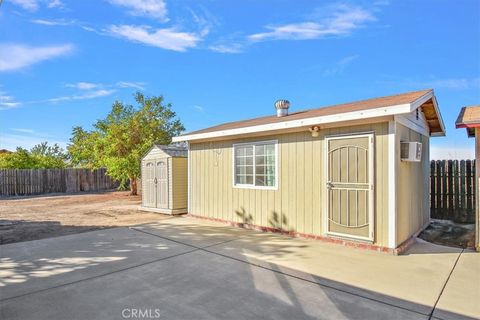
[155,159,168,209]
[326,134,374,241]
[143,161,156,207]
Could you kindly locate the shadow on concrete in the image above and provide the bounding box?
[0,220,113,245]
[0,220,476,320]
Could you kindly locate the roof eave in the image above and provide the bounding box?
[173,91,446,142]
[173,103,413,142]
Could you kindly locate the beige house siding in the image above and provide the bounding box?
[395,123,430,245]
[172,157,188,209]
[190,122,390,247]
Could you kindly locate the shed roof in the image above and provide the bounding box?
[456,106,480,137]
[173,89,445,142]
[156,144,188,157]
[142,144,188,159]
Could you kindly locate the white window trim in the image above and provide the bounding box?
[232,140,278,190]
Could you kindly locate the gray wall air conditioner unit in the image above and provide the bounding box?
[400,142,422,162]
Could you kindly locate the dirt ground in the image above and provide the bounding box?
[419,219,476,249]
[0,191,171,245]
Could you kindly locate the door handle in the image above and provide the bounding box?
[326,181,333,189]
[154,178,157,184]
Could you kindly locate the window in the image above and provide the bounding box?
[234,141,277,188]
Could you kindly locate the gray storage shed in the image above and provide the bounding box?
[140,144,188,214]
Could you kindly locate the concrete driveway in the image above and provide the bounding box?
[1,217,478,320]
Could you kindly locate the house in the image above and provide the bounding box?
[140,144,188,215]
[456,106,480,251]
[172,89,445,253]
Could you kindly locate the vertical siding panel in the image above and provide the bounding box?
[202,144,206,216]
[218,144,223,219]
[373,123,382,245]
[304,134,313,234]
[227,142,233,222]
[249,188,256,225]
[191,145,197,214]
[312,134,322,235]
[220,141,225,220]
[189,147,194,213]
[256,187,263,226]
[224,142,229,220]
[210,144,215,218]
[213,144,218,219]
[381,122,389,246]
[196,144,202,215]
[200,144,205,216]
[204,143,209,217]
[239,186,246,223]
[273,135,283,228]
[297,133,305,233]
[281,134,290,231]
[194,145,199,214]
[288,133,297,231]
[268,189,275,228]
[197,144,202,215]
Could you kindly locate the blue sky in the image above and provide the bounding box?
[0,0,478,159]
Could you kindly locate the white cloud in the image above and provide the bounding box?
[9,0,64,11]
[116,81,146,90]
[419,78,480,90]
[47,89,116,103]
[0,91,21,110]
[108,0,168,21]
[209,44,243,54]
[31,19,74,26]
[193,105,204,112]
[108,25,201,52]
[66,82,99,90]
[11,128,35,134]
[9,0,39,11]
[188,8,217,37]
[81,26,97,33]
[324,54,359,76]
[47,0,63,8]
[248,4,375,41]
[0,43,74,72]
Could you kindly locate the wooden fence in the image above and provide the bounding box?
[0,168,118,197]
[430,160,476,223]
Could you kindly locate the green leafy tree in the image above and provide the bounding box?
[30,142,69,168]
[68,92,184,195]
[0,143,68,169]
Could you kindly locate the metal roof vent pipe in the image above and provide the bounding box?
[275,99,290,117]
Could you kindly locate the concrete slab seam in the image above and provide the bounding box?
[129,226,430,317]
[428,249,464,320]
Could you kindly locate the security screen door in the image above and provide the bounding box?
[326,134,374,241]
[155,159,168,209]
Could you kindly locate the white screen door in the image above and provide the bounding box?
[326,134,374,241]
